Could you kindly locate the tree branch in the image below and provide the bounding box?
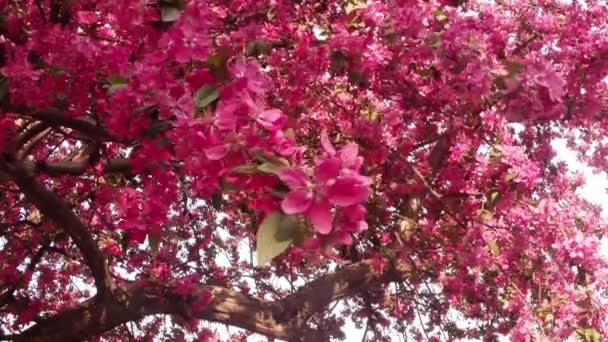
[0,157,115,296]
[275,259,401,328]
[13,122,49,152]
[31,158,131,176]
[9,107,116,142]
[16,126,52,159]
[11,258,411,341]
[0,242,49,309]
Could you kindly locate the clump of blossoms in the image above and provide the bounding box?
[279,131,370,236]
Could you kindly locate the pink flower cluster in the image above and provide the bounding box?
[279,131,370,236]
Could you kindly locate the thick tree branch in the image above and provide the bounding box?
[11,258,411,342]
[9,106,115,141]
[7,106,174,144]
[275,259,403,328]
[30,158,131,176]
[0,158,131,179]
[28,108,113,141]
[0,157,115,296]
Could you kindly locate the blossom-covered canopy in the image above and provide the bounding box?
[1,0,608,341]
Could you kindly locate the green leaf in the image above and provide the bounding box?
[433,9,448,22]
[194,85,219,110]
[254,154,290,175]
[276,214,299,241]
[161,7,181,22]
[362,109,379,122]
[478,209,493,221]
[257,161,285,175]
[425,34,442,50]
[220,178,237,191]
[292,217,314,246]
[27,209,43,224]
[256,211,295,266]
[108,74,126,84]
[489,190,500,205]
[577,328,601,342]
[260,155,290,166]
[284,128,296,140]
[345,0,365,14]
[245,39,271,56]
[106,74,127,95]
[207,53,229,81]
[107,81,126,95]
[231,164,260,174]
[487,240,500,256]
[506,61,525,76]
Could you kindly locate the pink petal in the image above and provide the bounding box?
[217,113,237,131]
[320,130,336,156]
[216,101,238,131]
[277,167,308,189]
[302,238,321,250]
[342,204,366,221]
[204,144,229,160]
[281,189,313,214]
[258,109,283,123]
[75,11,99,24]
[315,158,341,182]
[333,231,353,245]
[328,176,370,207]
[76,11,99,24]
[257,109,282,126]
[339,143,359,168]
[356,221,368,231]
[186,69,215,89]
[307,200,333,234]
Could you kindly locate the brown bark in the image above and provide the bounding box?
[12,259,410,342]
[13,107,115,141]
[16,126,52,159]
[13,122,49,152]
[30,158,131,176]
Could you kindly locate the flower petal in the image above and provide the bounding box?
[315,158,341,182]
[339,143,359,168]
[328,176,370,207]
[333,230,353,245]
[277,167,308,189]
[342,204,366,222]
[320,130,336,156]
[216,101,238,131]
[307,200,333,234]
[256,109,283,130]
[281,189,313,214]
[204,144,229,160]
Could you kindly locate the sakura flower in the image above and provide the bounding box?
[278,136,370,235]
[528,62,565,102]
